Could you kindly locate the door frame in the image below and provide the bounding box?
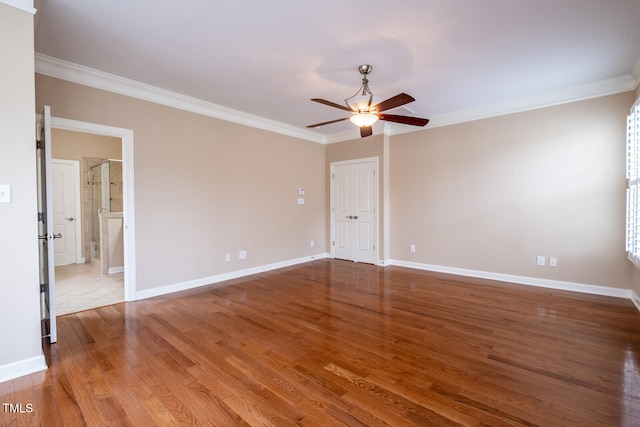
[52,159,83,265]
[44,115,137,302]
[330,157,379,263]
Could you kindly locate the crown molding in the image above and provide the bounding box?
[35,53,638,144]
[632,57,640,85]
[323,125,385,144]
[35,53,326,144]
[1,0,35,13]
[388,74,638,136]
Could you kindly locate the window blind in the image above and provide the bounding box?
[627,102,640,264]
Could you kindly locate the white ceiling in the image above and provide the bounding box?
[33,0,640,141]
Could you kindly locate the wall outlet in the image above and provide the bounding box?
[298,187,305,195]
[409,244,416,253]
[310,240,315,248]
[239,250,247,260]
[536,255,546,266]
[225,253,231,261]
[550,257,557,267]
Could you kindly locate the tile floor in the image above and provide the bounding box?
[55,263,124,316]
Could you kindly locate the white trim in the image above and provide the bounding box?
[324,125,385,144]
[632,57,640,84]
[35,54,325,145]
[52,159,82,264]
[0,0,36,14]
[0,355,47,384]
[390,75,638,134]
[108,266,124,275]
[136,253,329,301]
[42,115,137,303]
[390,259,633,300]
[632,291,640,312]
[35,54,639,145]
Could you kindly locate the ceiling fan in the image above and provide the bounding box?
[307,64,429,138]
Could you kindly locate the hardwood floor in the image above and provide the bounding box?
[2,259,640,426]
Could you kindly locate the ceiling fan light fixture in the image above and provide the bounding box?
[307,64,429,137]
[350,112,379,127]
[346,94,374,113]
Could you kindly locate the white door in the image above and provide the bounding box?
[331,158,378,264]
[52,160,80,266]
[36,105,57,343]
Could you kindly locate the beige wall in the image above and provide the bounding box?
[0,3,43,370]
[390,92,636,289]
[51,129,121,161]
[36,74,326,291]
[632,267,640,299]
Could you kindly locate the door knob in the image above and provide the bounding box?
[346,215,353,219]
[353,216,359,220]
[65,217,75,221]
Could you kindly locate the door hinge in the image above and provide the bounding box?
[36,140,41,149]
[332,240,335,246]
[40,283,45,293]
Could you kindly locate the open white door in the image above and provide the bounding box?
[36,105,57,343]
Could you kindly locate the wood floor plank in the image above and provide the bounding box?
[2,259,640,426]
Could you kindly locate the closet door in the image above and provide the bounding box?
[331,158,377,264]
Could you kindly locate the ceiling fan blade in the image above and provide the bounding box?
[379,114,430,127]
[360,126,373,138]
[311,98,353,112]
[306,117,349,128]
[372,93,415,112]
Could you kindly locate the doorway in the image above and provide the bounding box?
[330,157,378,264]
[52,131,124,315]
[41,112,136,327]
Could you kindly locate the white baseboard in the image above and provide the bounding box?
[632,291,640,312]
[136,253,330,300]
[389,259,633,300]
[0,355,47,384]
[108,266,124,274]
[135,254,639,312]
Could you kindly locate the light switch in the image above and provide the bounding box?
[0,185,10,203]
[297,198,305,205]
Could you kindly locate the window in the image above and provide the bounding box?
[627,100,640,265]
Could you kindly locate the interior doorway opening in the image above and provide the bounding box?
[44,114,136,325]
[51,129,124,315]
